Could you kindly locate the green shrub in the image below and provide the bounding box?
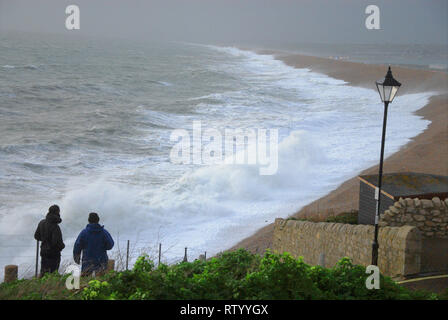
[133,254,154,273]
[286,210,358,224]
[78,249,435,300]
[241,252,321,299]
[1,249,441,300]
[0,272,86,300]
[325,211,358,224]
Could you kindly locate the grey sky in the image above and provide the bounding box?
[0,0,446,45]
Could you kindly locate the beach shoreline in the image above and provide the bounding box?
[229,49,448,254]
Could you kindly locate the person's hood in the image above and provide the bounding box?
[86,223,104,233]
[46,211,62,224]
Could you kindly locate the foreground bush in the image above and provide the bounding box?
[0,249,442,300]
[0,272,86,300]
[81,249,438,300]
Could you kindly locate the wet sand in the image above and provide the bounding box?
[230,51,448,254]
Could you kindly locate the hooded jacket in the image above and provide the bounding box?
[73,223,114,272]
[34,211,65,258]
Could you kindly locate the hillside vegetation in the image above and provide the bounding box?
[0,249,445,300]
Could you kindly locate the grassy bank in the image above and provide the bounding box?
[286,210,359,224]
[0,249,446,300]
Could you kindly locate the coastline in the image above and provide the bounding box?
[230,50,448,254]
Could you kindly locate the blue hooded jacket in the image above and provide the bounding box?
[73,223,114,272]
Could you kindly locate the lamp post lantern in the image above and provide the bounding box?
[371,66,401,266]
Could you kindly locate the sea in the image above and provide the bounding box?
[0,32,438,277]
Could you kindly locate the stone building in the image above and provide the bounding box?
[272,173,448,277]
[357,172,448,225]
[357,172,448,274]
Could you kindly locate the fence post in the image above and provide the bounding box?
[126,240,130,270]
[319,253,326,268]
[107,259,115,272]
[35,240,39,278]
[183,247,188,262]
[158,243,161,266]
[4,265,18,283]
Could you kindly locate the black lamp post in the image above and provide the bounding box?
[371,66,401,266]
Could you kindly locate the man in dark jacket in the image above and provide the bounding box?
[34,205,65,276]
[73,212,114,276]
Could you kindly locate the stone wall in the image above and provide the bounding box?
[272,218,422,278]
[379,197,448,239]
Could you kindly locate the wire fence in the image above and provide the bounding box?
[0,234,209,281]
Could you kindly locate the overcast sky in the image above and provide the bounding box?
[0,0,446,45]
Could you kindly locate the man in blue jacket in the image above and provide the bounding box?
[73,212,114,276]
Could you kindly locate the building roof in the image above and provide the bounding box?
[358,172,448,199]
